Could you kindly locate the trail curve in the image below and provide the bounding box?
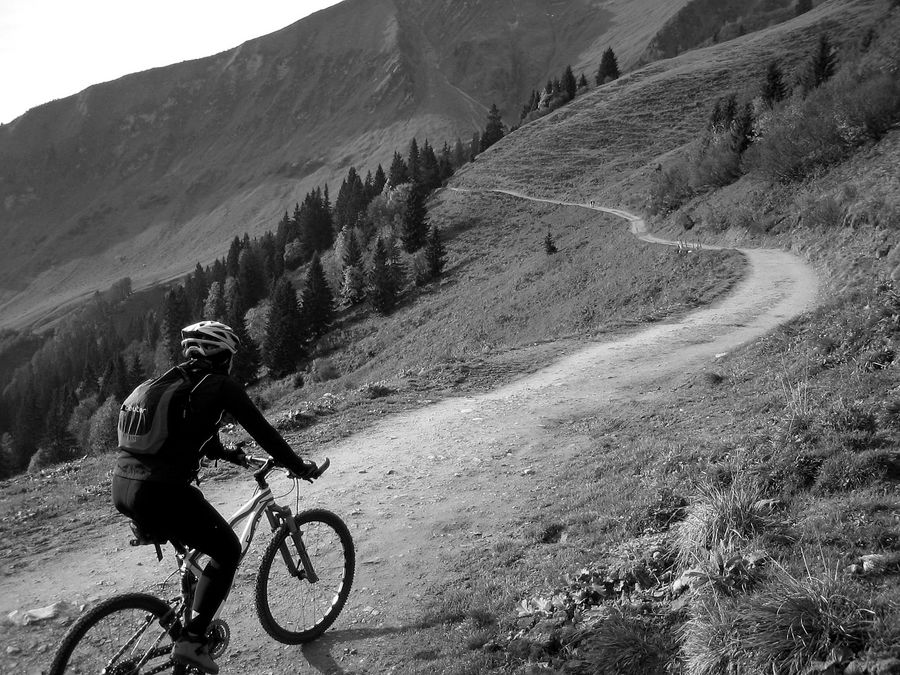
[2,190,820,674]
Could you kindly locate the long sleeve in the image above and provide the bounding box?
[219,378,303,469]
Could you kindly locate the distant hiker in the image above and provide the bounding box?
[111,320,317,674]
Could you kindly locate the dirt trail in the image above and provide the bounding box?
[1,193,819,674]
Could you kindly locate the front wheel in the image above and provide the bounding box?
[255,508,355,643]
[48,592,186,674]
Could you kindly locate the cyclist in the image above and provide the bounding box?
[112,320,316,674]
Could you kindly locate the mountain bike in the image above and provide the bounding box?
[48,455,355,674]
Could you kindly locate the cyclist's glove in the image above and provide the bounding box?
[291,458,318,481]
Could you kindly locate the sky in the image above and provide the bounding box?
[0,0,343,124]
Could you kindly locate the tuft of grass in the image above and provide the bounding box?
[813,448,900,494]
[732,569,875,673]
[575,608,675,675]
[682,570,876,674]
[676,479,778,568]
[416,578,511,630]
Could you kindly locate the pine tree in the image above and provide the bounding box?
[480,104,505,151]
[367,238,403,314]
[342,228,363,269]
[340,264,366,307]
[99,354,129,402]
[127,353,146,390]
[209,258,227,287]
[332,173,368,242]
[407,138,421,186]
[731,101,755,154]
[237,247,266,308]
[424,225,446,281]
[453,138,467,167]
[800,33,837,93]
[225,236,242,278]
[388,151,410,187]
[161,286,192,366]
[761,61,787,106]
[263,278,305,378]
[419,140,441,192]
[469,133,481,161]
[596,47,620,85]
[544,232,558,255]
[708,93,738,132]
[203,282,226,321]
[373,164,387,195]
[184,263,208,317]
[223,277,246,330]
[230,319,259,385]
[577,73,588,89]
[401,187,429,253]
[562,65,577,102]
[363,170,375,203]
[299,254,335,340]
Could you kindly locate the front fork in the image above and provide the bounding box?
[266,506,319,583]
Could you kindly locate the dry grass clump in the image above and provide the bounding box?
[676,479,779,568]
[681,570,875,674]
[682,570,875,675]
[576,609,675,675]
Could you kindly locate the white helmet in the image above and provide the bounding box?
[180,321,241,358]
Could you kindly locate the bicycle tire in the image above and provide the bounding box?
[48,592,185,675]
[255,508,355,643]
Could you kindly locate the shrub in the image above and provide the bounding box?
[832,72,900,144]
[747,52,900,182]
[690,136,742,189]
[254,377,294,409]
[67,394,100,452]
[27,445,76,472]
[544,231,558,254]
[650,161,693,215]
[87,396,121,454]
[361,382,394,399]
[675,211,695,231]
[744,94,846,181]
[800,195,844,229]
[309,358,340,382]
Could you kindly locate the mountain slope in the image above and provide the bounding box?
[0,0,693,332]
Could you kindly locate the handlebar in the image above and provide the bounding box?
[244,454,330,483]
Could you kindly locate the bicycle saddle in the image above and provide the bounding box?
[128,521,167,561]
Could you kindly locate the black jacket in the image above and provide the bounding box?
[114,359,300,483]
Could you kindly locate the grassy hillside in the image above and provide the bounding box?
[419,0,900,673]
[454,0,881,205]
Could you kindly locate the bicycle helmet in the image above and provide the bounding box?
[180,321,241,358]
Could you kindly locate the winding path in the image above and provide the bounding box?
[2,191,819,674]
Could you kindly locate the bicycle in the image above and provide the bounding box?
[48,454,355,674]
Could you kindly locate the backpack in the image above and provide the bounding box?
[117,366,208,454]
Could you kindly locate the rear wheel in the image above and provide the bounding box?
[255,508,355,643]
[48,592,187,674]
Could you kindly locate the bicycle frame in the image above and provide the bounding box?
[177,460,318,625]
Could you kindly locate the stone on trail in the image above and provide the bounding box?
[6,601,76,626]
